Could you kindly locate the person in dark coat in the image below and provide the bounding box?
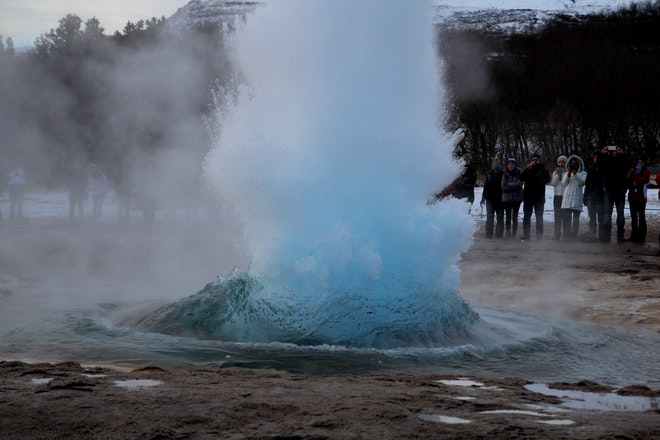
[452,153,477,207]
[600,145,630,242]
[583,150,606,239]
[519,153,550,241]
[480,157,504,238]
[431,153,477,213]
[626,158,651,243]
[501,157,523,238]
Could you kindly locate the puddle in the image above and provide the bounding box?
[526,383,659,411]
[114,379,163,389]
[437,379,484,387]
[436,378,502,391]
[538,419,575,425]
[481,409,575,425]
[30,378,54,385]
[522,403,569,413]
[417,414,472,424]
[481,409,548,417]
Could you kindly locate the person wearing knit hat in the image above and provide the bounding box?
[519,152,551,241]
[549,155,569,240]
[480,156,504,238]
[501,156,523,238]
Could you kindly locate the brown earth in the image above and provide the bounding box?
[0,214,659,439]
[460,223,660,334]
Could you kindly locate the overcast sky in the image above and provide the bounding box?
[1,0,634,49]
[1,0,185,48]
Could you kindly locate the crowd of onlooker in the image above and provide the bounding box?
[477,146,658,245]
[437,146,658,246]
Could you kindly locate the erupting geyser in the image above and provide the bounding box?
[148,0,478,348]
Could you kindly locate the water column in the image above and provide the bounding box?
[203,0,477,347]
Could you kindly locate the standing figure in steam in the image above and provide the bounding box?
[560,155,587,238]
[480,156,504,238]
[549,155,568,240]
[88,164,108,219]
[500,157,523,238]
[626,158,651,243]
[519,153,550,241]
[7,162,26,220]
[114,164,133,225]
[600,145,629,242]
[68,161,87,220]
[583,150,605,240]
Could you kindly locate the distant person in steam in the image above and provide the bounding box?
[519,153,550,241]
[88,164,108,219]
[114,165,133,225]
[68,161,87,220]
[7,162,26,220]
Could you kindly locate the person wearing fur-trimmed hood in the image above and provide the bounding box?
[549,155,569,240]
[560,155,587,238]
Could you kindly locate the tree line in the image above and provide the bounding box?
[438,0,660,174]
[2,2,659,189]
[0,13,233,196]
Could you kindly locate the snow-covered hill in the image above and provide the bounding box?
[435,0,631,32]
[167,0,634,34]
[167,0,260,31]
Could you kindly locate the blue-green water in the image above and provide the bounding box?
[1,279,657,387]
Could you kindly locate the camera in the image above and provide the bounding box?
[607,145,616,151]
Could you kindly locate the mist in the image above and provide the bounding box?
[0,23,250,315]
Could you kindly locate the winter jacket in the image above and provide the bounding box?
[583,156,605,201]
[627,166,651,203]
[7,167,26,186]
[453,163,477,201]
[561,155,587,211]
[601,151,630,195]
[482,169,504,204]
[88,172,108,197]
[501,167,523,203]
[519,163,550,203]
[549,166,567,196]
